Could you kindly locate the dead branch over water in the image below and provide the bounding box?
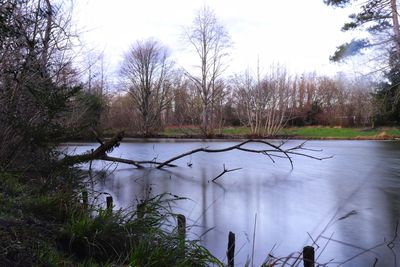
[61,131,177,168]
[62,131,331,172]
[156,139,331,169]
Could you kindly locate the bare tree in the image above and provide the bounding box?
[120,39,174,136]
[233,70,261,134]
[169,69,202,127]
[0,0,82,169]
[184,6,231,136]
[81,50,109,96]
[234,65,293,136]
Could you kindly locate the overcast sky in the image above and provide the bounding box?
[73,0,356,79]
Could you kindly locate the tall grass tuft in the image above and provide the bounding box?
[58,193,223,266]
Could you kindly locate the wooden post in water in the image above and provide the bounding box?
[227,231,235,267]
[177,214,186,239]
[106,196,113,210]
[177,214,186,257]
[82,191,88,211]
[303,246,315,267]
[137,203,145,219]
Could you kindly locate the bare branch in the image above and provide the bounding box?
[183,6,231,135]
[156,139,329,169]
[211,164,242,182]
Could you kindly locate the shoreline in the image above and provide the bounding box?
[63,126,400,142]
[64,133,400,143]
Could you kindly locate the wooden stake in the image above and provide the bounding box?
[227,231,235,267]
[303,246,315,267]
[177,214,186,239]
[82,191,88,211]
[137,203,145,219]
[106,196,113,210]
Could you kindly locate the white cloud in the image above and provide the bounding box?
[74,0,354,79]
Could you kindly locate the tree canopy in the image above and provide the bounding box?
[325,0,400,124]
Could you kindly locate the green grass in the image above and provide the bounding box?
[59,193,222,266]
[221,126,252,135]
[282,127,400,139]
[162,126,400,139]
[0,170,222,266]
[162,126,203,136]
[281,127,379,138]
[386,128,400,136]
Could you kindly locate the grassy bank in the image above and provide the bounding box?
[160,126,400,139]
[282,127,400,139]
[0,170,222,266]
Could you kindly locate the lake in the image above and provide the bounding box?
[62,140,400,266]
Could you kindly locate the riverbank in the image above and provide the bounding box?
[125,126,400,140]
[0,169,222,266]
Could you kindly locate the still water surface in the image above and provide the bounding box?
[64,140,400,266]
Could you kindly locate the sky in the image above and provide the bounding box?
[73,0,357,80]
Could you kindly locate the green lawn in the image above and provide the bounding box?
[221,127,252,135]
[162,126,203,136]
[281,127,378,138]
[282,127,400,139]
[385,128,400,136]
[162,126,400,139]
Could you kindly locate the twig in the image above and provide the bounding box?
[320,235,377,252]
[211,164,242,182]
[317,232,335,261]
[337,242,385,266]
[337,210,358,221]
[307,232,320,249]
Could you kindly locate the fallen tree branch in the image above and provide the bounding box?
[100,155,144,168]
[156,139,331,169]
[61,135,330,172]
[101,156,177,168]
[61,131,125,166]
[61,131,177,168]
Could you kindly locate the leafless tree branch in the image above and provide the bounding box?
[211,164,242,182]
[156,139,331,169]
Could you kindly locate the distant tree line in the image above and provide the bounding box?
[1,0,399,171]
[105,68,374,136]
[102,5,385,137]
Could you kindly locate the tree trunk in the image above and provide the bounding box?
[391,0,400,56]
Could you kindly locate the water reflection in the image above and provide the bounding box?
[62,140,400,266]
